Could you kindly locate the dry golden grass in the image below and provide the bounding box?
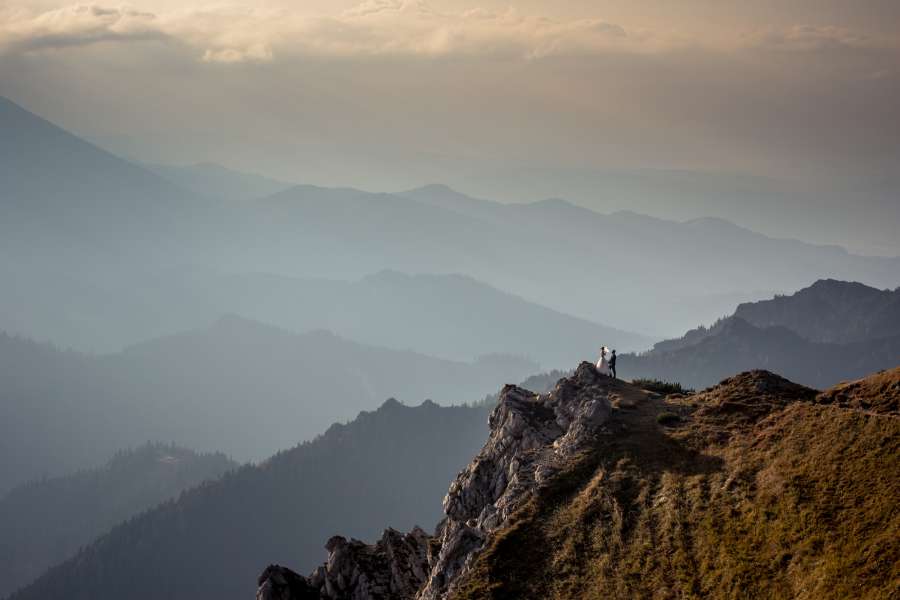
[452,369,900,600]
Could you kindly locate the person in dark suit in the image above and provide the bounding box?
[609,350,617,379]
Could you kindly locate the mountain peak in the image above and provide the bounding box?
[256,364,898,600]
[805,278,879,293]
[683,215,745,230]
[529,196,578,209]
[410,183,457,194]
[258,363,650,600]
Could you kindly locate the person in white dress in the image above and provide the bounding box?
[596,346,611,376]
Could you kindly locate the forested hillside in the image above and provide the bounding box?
[0,444,234,598]
[7,400,492,600]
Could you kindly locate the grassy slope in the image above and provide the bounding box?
[453,368,900,600]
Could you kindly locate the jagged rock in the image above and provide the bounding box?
[417,361,613,600]
[255,365,900,600]
[258,527,431,600]
[256,565,319,600]
[255,362,616,600]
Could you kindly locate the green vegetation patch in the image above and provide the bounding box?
[632,378,694,395]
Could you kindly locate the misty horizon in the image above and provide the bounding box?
[1,3,898,600]
[2,1,899,256]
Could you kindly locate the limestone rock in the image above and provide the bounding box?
[255,362,615,600]
[417,361,612,600]
[256,565,319,600]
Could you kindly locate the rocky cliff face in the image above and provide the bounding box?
[418,362,618,600]
[257,362,633,600]
[257,365,900,600]
[257,528,430,600]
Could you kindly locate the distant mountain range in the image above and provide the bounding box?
[0,97,212,260]
[3,96,899,343]
[9,363,898,600]
[732,279,900,343]
[0,317,535,493]
[146,162,292,203]
[621,280,900,389]
[6,400,492,600]
[0,266,651,364]
[0,443,234,599]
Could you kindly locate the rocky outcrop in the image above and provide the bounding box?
[256,362,618,600]
[418,361,613,599]
[258,528,430,600]
[257,565,319,600]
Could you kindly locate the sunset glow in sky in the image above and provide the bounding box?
[2,1,898,253]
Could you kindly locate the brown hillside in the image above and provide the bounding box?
[452,369,900,600]
[815,366,900,415]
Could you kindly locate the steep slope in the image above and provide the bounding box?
[0,318,535,491]
[147,163,292,202]
[4,93,900,341]
[397,185,900,334]
[103,316,535,459]
[0,266,649,360]
[622,280,900,390]
[0,96,208,255]
[0,333,117,495]
[257,365,899,600]
[620,317,900,390]
[733,279,900,343]
[7,401,492,600]
[0,444,235,598]
[240,184,506,281]
[209,270,651,364]
[450,368,899,600]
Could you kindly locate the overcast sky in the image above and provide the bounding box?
[1,1,898,255]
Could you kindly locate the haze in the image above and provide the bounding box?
[2,3,900,599]
[1,0,898,255]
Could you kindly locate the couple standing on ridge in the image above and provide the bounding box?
[597,346,617,378]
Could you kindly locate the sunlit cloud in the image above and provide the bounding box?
[743,24,890,52]
[2,2,898,65]
[0,2,692,63]
[0,4,165,52]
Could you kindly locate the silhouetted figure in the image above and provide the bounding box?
[609,350,617,379]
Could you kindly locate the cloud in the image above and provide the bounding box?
[744,24,892,52]
[0,4,165,53]
[0,2,897,65]
[0,2,667,62]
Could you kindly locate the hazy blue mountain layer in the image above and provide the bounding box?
[621,280,900,389]
[0,318,534,493]
[4,96,899,345]
[0,443,235,598]
[6,400,492,600]
[147,162,293,203]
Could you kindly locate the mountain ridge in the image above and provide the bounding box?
[6,400,495,600]
[621,279,900,389]
[146,162,293,202]
[0,443,235,599]
[4,94,900,341]
[0,316,536,492]
[256,365,900,600]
